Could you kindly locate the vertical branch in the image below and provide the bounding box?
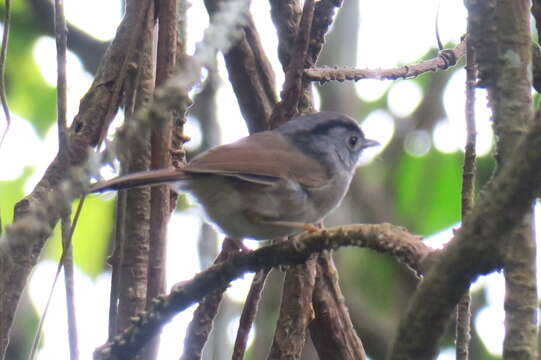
[145,2,179,357]
[455,37,477,360]
[268,257,317,359]
[108,191,126,338]
[54,0,67,140]
[467,0,537,358]
[269,0,301,71]
[147,0,178,313]
[309,252,366,360]
[269,0,316,128]
[113,0,155,336]
[55,1,79,358]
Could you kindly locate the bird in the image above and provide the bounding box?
[91,111,379,241]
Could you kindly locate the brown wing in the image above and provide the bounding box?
[186,131,329,188]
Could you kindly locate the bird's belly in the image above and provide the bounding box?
[178,175,325,240]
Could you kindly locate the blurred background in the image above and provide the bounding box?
[1,0,537,359]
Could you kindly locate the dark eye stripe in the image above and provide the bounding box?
[310,119,362,136]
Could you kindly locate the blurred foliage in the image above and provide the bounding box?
[3,1,57,137]
[45,196,114,278]
[394,150,462,235]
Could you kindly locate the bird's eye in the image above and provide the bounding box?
[348,135,359,148]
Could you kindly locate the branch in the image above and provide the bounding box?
[232,268,270,359]
[269,0,301,70]
[268,257,316,359]
[204,0,277,133]
[269,0,316,128]
[181,239,240,360]
[455,27,477,360]
[307,0,342,67]
[94,223,429,359]
[309,252,366,360]
[305,40,466,83]
[389,109,541,359]
[485,1,536,358]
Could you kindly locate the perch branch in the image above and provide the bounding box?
[94,223,429,360]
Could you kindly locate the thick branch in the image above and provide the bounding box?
[269,0,316,128]
[94,223,428,360]
[269,0,301,70]
[204,0,277,133]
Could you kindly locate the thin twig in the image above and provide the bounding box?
[29,197,86,360]
[456,36,476,360]
[108,191,126,339]
[305,40,466,83]
[232,268,270,359]
[55,0,67,140]
[0,0,11,149]
[62,214,79,360]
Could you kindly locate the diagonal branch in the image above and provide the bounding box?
[204,0,277,133]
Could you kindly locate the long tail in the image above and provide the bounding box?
[90,168,187,193]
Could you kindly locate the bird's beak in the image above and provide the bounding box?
[363,139,380,149]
